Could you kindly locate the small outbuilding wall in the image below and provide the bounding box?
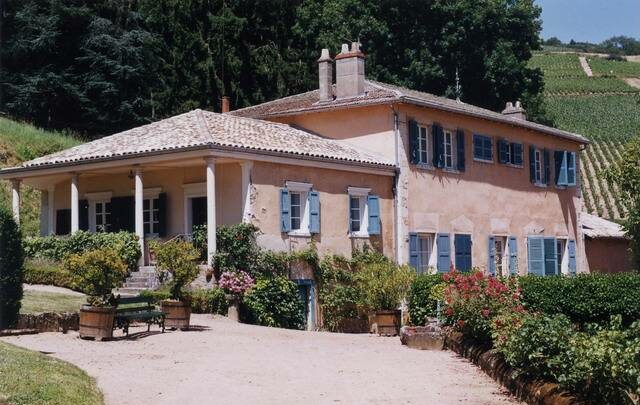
[585,237,634,273]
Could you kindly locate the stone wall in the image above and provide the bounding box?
[17,312,79,333]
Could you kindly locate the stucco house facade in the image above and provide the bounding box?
[1,43,589,280]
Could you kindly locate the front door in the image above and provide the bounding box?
[191,197,207,229]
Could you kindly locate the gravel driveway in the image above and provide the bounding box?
[2,315,521,405]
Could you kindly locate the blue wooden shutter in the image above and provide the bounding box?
[79,199,89,231]
[567,152,577,186]
[529,146,536,183]
[436,233,450,273]
[487,236,496,275]
[527,237,544,276]
[456,129,465,171]
[409,120,420,164]
[367,195,381,235]
[157,192,168,237]
[513,143,523,166]
[280,188,290,232]
[409,233,420,272]
[543,149,550,185]
[432,124,444,168]
[555,151,568,186]
[508,236,518,275]
[454,234,472,272]
[544,237,557,276]
[308,191,320,234]
[568,239,577,275]
[498,140,509,164]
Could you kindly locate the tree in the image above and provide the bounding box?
[544,37,563,47]
[604,139,640,270]
[0,207,24,328]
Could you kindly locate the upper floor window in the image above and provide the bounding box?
[280,182,319,236]
[409,121,430,165]
[498,140,524,166]
[473,135,493,161]
[529,146,549,186]
[442,129,455,169]
[347,187,380,237]
[554,150,577,187]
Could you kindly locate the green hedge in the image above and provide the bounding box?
[24,258,78,291]
[408,273,443,325]
[519,274,640,326]
[0,207,24,328]
[24,231,141,271]
[242,276,305,330]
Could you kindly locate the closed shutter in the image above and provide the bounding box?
[568,239,577,275]
[498,140,509,164]
[513,143,523,166]
[111,196,135,232]
[567,152,577,186]
[487,236,496,275]
[544,237,557,276]
[508,236,518,275]
[456,129,465,171]
[409,233,420,272]
[454,234,472,272]
[280,188,291,233]
[308,191,320,234]
[157,192,168,237]
[436,233,450,273]
[56,209,71,235]
[367,195,381,235]
[409,120,420,164]
[543,149,550,185]
[527,237,544,276]
[79,199,89,231]
[529,146,536,183]
[432,124,444,168]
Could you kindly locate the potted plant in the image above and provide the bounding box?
[151,240,200,330]
[218,270,254,321]
[356,261,415,336]
[64,248,128,340]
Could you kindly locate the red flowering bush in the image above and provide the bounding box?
[442,269,521,342]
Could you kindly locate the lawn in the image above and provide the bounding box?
[20,290,85,314]
[0,341,103,405]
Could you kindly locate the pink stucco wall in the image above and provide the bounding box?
[586,238,633,273]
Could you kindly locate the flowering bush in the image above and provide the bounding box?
[218,270,254,296]
[442,269,521,342]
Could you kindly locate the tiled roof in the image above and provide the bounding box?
[582,212,626,239]
[231,80,589,144]
[4,110,393,173]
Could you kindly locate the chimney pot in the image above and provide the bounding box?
[502,100,526,120]
[317,48,333,102]
[335,42,365,98]
[340,43,349,54]
[221,96,230,113]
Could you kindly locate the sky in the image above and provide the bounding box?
[535,0,640,43]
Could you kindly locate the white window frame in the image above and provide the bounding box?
[286,181,312,236]
[132,187,162,238]
[182,182,206,235]
[442,129,456,170]
[494,236,507,277]
[418,125,430,165]
[93,200,112,233]
[418,233,436,273]
[557,238,569,274]
[347,187,371,238]
[534,148,543,184]
[84,191,113,233]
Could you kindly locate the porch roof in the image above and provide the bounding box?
[1,110,394,176]
[582,213,627,239]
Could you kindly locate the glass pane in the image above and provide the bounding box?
[350,197,360,209]
[144,223,150,234]
[153,211,159,222]
[351,219,360,232]
[95,203,103,214]
[96,215,103,225]
[143,211,150,222]
[143,199,150,210]
[291,205,300,219]
[290,192,300,206]
[291,218,301,230]
[105,202,111,212]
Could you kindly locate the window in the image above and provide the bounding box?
[347,187,379,237]
[143,197,160,235]
[473,135,493,161]
[418,126,429,164]
[290,192,303,230]
[443,130,454,169]
[417,234,434,273]
[555,150,577,187]
[349,196,361,233]
[280,182,319,235]
[556,239,566,273]
[454,234,472,272]
[534,149,543,183]
[527,236,558,276]
[498,140,524,166]
[494,237,505,276]
[94,201,111,232]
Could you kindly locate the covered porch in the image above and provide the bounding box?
[8,151,254,267]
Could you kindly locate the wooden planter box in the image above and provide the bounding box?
[79,306,115,341]
[369,310,401,336]
[161,300,191,330]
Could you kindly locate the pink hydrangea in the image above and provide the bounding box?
[219,270,255,295]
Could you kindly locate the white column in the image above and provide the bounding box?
[240,161,253,223]
[134,168,145,265]
[206,158,217,266]
[48,186,55,235]
[11,179,20,225]
[70,174,79,233]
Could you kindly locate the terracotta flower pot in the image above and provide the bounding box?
[79,305,115,341]
[161,300,191,330]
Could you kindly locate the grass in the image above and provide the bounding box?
[0,341,103,405]
[20,290,85,314]
[544,77,638,94]
[588,57,640,78]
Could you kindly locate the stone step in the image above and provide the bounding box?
[114,287,147,296]
[127,275,155,282]
[123,281,151,288]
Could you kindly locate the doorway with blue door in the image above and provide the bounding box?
[294,279,316,331]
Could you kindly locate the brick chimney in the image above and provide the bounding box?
[335,42,365,99]
[221,96,230,113]
[502,101,526,120]
[318,48,333,102]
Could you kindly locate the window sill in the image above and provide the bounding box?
[442,168,462,174]
[288,231,312,238]
[505,163,524,169]
[533,182,548,188]
[349,233,370,239]
[413,163,434,171]
[473,158,494,164]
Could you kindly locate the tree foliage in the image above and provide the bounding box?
[0,207,24,328]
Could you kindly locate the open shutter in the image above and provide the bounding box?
[367,195,381,235]
[487,236,496,275]
[409,120,420,164]
[308,191,320,234]
[280,188,291,233]
[111,196,135,232]
[568,239,577,275]
[527,237,545,276]
[508,236,518,275]
[56,209,71,235]
[529,146,536,183]
[432,124,444,168]
[456,129,465,171]
[555,151,567,186]
[543,149,550,185]
[454,234,472,272]
[409,233,420,272]
[544,237,557,276]
[498,140,509,164]
[157,192,167,237]
[436,233,450,273]
[567,152,577,186]
[79,199,89,231]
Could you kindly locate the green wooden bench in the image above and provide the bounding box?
[114,296,165,336]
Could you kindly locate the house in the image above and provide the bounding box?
[1,43,589,281]
[581,213,633,273]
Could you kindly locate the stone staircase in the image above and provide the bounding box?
[115,266,159,297]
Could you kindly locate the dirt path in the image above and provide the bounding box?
[624,78,640,89]
[579,56,593,77]
[2,315,521,405]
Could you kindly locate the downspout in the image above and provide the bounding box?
[392,106,402,264]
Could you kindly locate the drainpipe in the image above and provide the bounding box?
[392,107,403,264]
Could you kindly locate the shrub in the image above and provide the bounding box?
[24,258,76,291]
[138,288,171,304]
[519,274,640,326]
[151,240,200,301]
[190,288,228,314]
[64,248,128,307]
[316,254,362,332]
[355,261,415,311]
[218,270,254,296]
[213,223,261,274]
[242,276,304,330]
[408,273,443,325]
[0,207,24,328]
[24,231,141,271]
